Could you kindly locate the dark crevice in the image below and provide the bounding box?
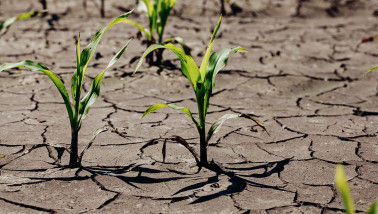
[0,196,56,213]
[30,93,39,112]
[90,175,122,210]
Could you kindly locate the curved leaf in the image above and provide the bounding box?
[207,113,267,143]
[199,15,222,82]
[77,10,133,88]
[74,11,133,121]
[335,164,355,214]
[164,135,201,172]
[121,19,152,41]
[142,103,199,128]
[78,40,131,122]
[0,11,42,36]
[363,66,378,78]
[0,60,74,126]
[207,46,247,88]
[135,43,200,90]
[164,36,191,55]
[203,46,247,117]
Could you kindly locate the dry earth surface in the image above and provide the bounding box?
[0,0,377,213]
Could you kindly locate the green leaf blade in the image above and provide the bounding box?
[158,0,177,42]
[0,11,42,36]
[135,43,200,90]
[207,113,267,143]
[366,200,378,214]
[335,164,355,214]
[199,15,222,82]
[0,60,74,126]
[78,10,133,83]
[203,46,247,117]
[142,103,170,118]
[363,66,378,78]
[142,103,199,128]
[78,40,130,121]
[121,19,151,41]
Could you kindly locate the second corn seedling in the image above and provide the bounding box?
[136,15,267,173]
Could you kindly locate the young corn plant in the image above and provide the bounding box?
[0,11,133,168]
[335,164,378,214]
[0,11,43,37]
[135,15,267,173]
[124,0,189,65]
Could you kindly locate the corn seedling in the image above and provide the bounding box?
[0,11,133,168]
[0,11,43,37]
[335,164,378,214]
[135,15,267,173]
[124,0,189,65]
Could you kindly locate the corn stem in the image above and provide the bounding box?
[69,128,79,167]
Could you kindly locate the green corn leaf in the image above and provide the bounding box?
[139,0,157,36]
[121,19,152,41]
[142,103,169,118]
[135,43,200,90]
[75,11,132,119]
[78,10,133,86]
[0,60,74,126]
[0,11,42,36]
[366,200,378,214]
[164,37,191,55]
[78,40,131,122]
[199,15,222,82]
[363,66,378,78]
[207,113,267,143]
[71,36,81,106]
[203,46,247,117]
[207,46,247,88]
[142,103,199,127]
[158,0,177,42]
[335,164,355,214]
[195,82,207,124]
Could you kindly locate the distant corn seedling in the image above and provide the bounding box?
[124,0,190,66]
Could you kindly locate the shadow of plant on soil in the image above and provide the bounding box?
[4,143,293,206]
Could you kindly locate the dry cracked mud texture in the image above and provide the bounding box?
[0,0,377,213]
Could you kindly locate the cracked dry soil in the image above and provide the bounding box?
[0,0,377,213]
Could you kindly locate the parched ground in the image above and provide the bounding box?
[0,0,377,213]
